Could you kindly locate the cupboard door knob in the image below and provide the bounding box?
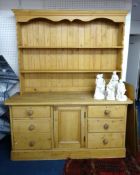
[103,139,108,145]
[103,123,109,130]
[104,110,110,115]
[26,110,33,117]
[28,124,35,131]
[29,141,35,147]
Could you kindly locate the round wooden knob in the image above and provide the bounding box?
[29,141,35,147]
[104,110,110,115]
[28,124,35,131]
[103,123,109,130]
[103,139,108,145]
[26,110,33,116]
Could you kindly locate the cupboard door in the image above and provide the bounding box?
[54,106,86,149]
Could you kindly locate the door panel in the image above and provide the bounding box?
[54,106,86,148]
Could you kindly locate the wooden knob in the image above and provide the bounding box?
[103,139,108,145]
[104,110,110,115]
[28,124,35,131]
[48,138,51,141]
[29,141,35,147]
[103,123,109,130]
[26,110,33,117]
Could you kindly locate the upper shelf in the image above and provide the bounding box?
[13,9,128,23]
[20,70,122,73]
[18,46,123,49]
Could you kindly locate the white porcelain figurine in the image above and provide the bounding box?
[106,71,119,100]
[116,79,127,101]
[106,81,115,100]
[94,74,105,100]
[110,71,119,90]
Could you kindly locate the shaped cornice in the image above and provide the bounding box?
[13,9,128,23]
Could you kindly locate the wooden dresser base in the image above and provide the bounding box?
[5,92,132,160]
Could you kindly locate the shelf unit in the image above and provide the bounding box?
[5,10,135,161]
[14,10,126,94]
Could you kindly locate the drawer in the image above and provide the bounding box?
[12,118,51,133]
[12,106,50,118]
[88,105,126,118]
[88,133,125,149]
[88,118,125,132]
[13,133,51,150]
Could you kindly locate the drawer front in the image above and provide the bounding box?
[13,133,51,150]
[12,106,50,118]
[88,133,125,149]
[12,118,51,133]
[88,105,126,118]
[88,118,125,132]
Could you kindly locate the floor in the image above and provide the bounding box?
[0,135,65,175]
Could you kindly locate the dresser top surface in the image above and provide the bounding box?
[13,9,128,15]
[13,9,127,23]
[5,92,133,106]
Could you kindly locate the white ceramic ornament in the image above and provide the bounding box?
[116,79,127,101]
[94,74,105,100]
[110,71,119,90]
[106,71,119,101]
[106,81,115,100]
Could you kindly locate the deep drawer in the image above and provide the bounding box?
[88,133,125,149]
[13,133,51,150]
[88,105,126,118]
[12,118,51,133]
[88,118,125,132]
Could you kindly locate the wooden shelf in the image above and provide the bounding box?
[8,10,130,161]
[20,70,122,73]
[18,46,123,49]
[16,10,125,94]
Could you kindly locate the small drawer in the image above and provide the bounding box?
[13,133,51,150]
[88,118,125,132]
[88,133,125,149]
[12,106,50,118]
[88,105,126,118]
[12,118,51,133]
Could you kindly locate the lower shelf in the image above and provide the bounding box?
[20,70,122,73]
[11,148,126,160]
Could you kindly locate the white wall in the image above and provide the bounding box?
[131,0,140,21]
[131,21,140,35]
[126,0,140,99]
[126,36,140,98]
[0,0,132,80]
[0,10,18,75]
[0,0,132,10]
[130,0,140,35]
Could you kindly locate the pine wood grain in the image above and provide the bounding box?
[5,10,132,160]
